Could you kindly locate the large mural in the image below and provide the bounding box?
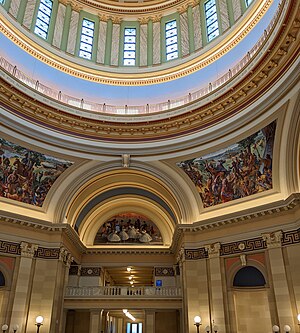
[0,138,73,206]
[94,213,163,245]
[177,121,276,207]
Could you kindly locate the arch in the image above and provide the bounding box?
[0,271,5,287]
[233,266,266,287]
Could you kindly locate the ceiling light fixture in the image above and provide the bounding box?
[123,309,136,321]
[127,267,132,272]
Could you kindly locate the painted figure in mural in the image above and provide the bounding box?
[177,122,276,208]
[0,138,73,207]
[93,213,163,245]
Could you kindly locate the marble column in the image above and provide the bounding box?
[89,309,101,333]
[263,231,295,330]
[145,310,155,333]
[9,241,38,333]
[205,242,227,333]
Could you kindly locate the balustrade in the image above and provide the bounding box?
[65,286,182,298]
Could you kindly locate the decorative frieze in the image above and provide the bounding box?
[0,240,21,256]
[81,267,101,276]
[155,267,175,276]
[220,237,267,256]
[282,229,300,245]
[185,248,208,260]
[184,228,300,261]
[35,247,60,259]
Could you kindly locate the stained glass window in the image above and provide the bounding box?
[123,28,136,66]
[34,0,53,40]
[165,20,178,61]
[0,0,5,5]
[79,19,95,60]
[204,0,219,42]
[245,0,253,7]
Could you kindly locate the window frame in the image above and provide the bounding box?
[165,19,179,61]
[33,0,53,40]
[123,27,137,66]
[204,0,220,43]
[78,18,96,61]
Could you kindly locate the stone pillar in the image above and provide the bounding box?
[205,242,227,333]
[9,241,38,333]
[89,310,101,333]
[145,310,155,333]
[180,247,210,333]
[262,231,295,330]
[53,247,73,333]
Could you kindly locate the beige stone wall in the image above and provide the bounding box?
[233,289,272,333]
[286,244,300,313]
[183,260,210,332]
[26,259,59,332]
[65,310,90,333]
[155,310,179,333]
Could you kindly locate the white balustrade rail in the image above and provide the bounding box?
[65,286,182,298]
[0,1,284,116]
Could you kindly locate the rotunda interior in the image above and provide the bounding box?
[0,0,299,332]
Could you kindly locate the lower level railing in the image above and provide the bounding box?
[65,286,181,298]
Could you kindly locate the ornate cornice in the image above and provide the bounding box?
[184,228,300,260]
[171,194,300,250]
[76,0,195,15]
[0,0,298,142]
[0,0,275,86]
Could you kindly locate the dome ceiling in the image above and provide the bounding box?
[0,0,274,86]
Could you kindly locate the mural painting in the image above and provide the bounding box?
[177,121,276,207]
[0,138,73,206]
[94,213,163,245]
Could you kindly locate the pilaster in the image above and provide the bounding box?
[205,242,226,333]
[262,231,295,330]
[9,242,38,332]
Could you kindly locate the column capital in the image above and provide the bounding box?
[176,246,185,263]
[59,246,73,267]
[262,230,283,249]
[205,242,221,258]
[20,242,38,258]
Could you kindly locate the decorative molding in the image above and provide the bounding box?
[184,228,300,261]
[122,154,130,168]
[205,242,221,258]
[0,240,21,256]
[0,0,277,86]
[240,254,247,266]
[282,229,300,245]
[81,267,101,276]
[155,267,174,276]
[220,237,267,256]
[76,0,189,15]
[184,248,208,260]
[175,194,300,236]
[0,0,297,141]
[35,247,60,259]
[20,242,38,258]
[262,230,283,249]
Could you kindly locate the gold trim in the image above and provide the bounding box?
[0,0,272,86]
[1,7,298,142]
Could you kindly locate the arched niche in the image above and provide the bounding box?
[79,195,174,247]
[93,212,163,245]
[66,169,182,230]
[233,266,266,287]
